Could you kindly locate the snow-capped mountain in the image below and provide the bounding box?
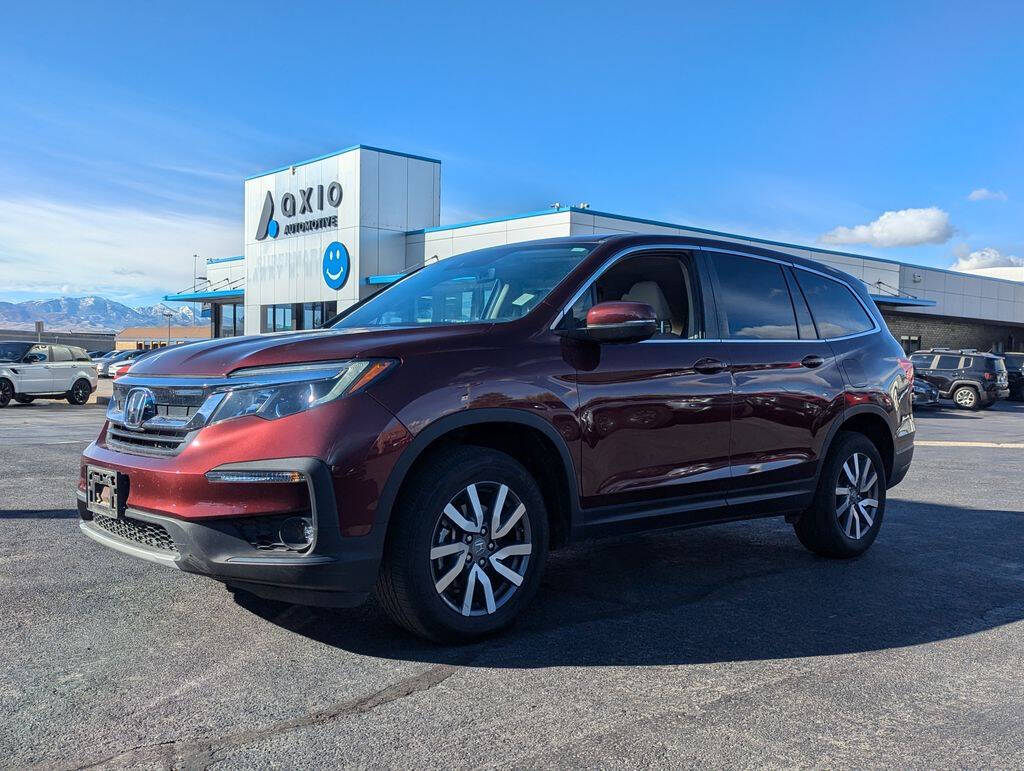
[0,296,207,332]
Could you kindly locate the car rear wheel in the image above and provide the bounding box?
[794,431,886,559]
[952,385,980,410]
[0,379,12,408]
[13,395,34,404]
[377,445,549,643]
[67,379,91,405]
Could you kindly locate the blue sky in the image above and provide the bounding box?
[1,0,1022,306]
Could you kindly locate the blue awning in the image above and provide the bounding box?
[163,289,244,303]
[869,295,936,307]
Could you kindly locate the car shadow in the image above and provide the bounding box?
[911,407,978,420]
[1,508,80,519]
[233,501,1024,667]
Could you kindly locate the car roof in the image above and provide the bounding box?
[915,349,1001,359]
[526,233,862,286]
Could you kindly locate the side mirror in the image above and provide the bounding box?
[558,301,658,344]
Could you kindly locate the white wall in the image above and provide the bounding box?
[243,147,439,334]
[404,211,573,267]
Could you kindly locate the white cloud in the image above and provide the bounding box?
[967,188,1008,202]
[950,247,1024,271]
[820,207,953,247]
[0,198,240,304]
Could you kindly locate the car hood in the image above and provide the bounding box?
[128,325,495,377]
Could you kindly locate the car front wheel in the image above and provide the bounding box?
[67,379,91,405]
[795,431,886,559]
[0,379,12,408]
[377,445,549,643]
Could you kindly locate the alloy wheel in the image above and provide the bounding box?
[71,380,90,404]
[429,481,532,616]
[954,387,976,408]
[835,452,880,540]
[0,380,12,407]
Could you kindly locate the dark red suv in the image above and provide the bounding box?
[79,235,915,641]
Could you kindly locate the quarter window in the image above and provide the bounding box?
[794,270,874,338]
[709,253,798,340]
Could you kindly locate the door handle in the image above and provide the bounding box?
[693,357,728,374]
[801,355,825,369]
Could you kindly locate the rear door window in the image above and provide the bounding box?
[708,252,798,340]
[935,355,960,370]
[793,270,875,338]
[51,346,72,362]
[910,354,934,368]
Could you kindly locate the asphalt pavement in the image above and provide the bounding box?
[1,398,1022,768]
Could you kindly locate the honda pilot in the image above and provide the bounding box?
[78,235,915,642]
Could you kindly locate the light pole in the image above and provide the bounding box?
[163,310,174,346]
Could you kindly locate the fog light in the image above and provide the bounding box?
[205,470,303,483]
[279,516,314,550]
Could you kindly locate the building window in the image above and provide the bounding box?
[899,335,921,355]
[214,303,245,337]
[261,302,337,333]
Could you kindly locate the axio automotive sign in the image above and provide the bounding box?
[255,181,343,241]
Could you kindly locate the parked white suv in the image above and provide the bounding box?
[0,341,98,407]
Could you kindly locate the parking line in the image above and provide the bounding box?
[917,440,1024,449]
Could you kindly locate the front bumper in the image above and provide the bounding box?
[78,457,383,607]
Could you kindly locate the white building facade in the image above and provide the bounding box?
[167,144,1024,354]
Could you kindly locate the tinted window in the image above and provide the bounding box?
[935,355,960,370]
[961,357,974,369]
[51,346,72,362]
[1004,355,1024,369]
[71,347,90,362]
[784,268,817,339]
[910,354,933,367]
[710,253,797,340]
[794,270,874,338]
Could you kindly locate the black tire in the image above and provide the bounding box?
[952,385,980,410]
[13,395,34,404]
[376,445,549,643]
[0,378,12,408]
[67,379,91,405]
[794,432,886,559]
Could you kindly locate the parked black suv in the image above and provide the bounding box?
[998,352,1024,401]
[910,349,1009,409]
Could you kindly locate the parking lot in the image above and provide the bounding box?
[2,399,1023,768]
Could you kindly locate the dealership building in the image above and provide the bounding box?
[166,144,1024,354]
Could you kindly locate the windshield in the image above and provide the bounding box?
[0,342,31,363]
[330,243,596,329]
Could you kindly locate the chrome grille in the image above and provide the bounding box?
[92,513,178,553]
[106,424,192,456]
[106,376,230,457]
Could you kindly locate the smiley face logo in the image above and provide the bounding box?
[322,241,350,290]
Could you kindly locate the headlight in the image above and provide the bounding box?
[210,359,394,424]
